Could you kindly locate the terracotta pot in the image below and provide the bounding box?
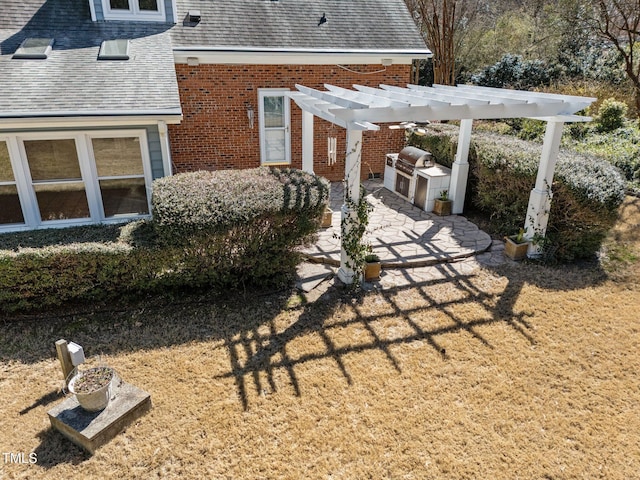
[433,199,452,216]
[364,261,382,281]
[504,236,529,261]
[321,208,333,228]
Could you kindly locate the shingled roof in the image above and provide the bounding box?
[0,0,427,120]
[171,0,428,52]
[0,0,181,119]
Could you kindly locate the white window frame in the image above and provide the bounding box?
[101,0,166,22]
[17,132,94,228]
[86,130,154,220]
[258,88,291,166]
[0,129,154,232]
[0,137,29,228]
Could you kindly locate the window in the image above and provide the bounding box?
[0,130,154,232]
[23,139,91,221]
[0,141,24,225]
[102,0,164,21]
[91,137,149,217]
[138,0,159,11]
[12,38,54,59]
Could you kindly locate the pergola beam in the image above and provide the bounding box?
[329,101,575,123]
[354,84,449,106]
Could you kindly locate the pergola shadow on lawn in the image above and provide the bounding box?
[0,257,612,471]
[0,257,605,415]
[216,261,550,410]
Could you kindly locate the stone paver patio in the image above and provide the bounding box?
[302,180,493,268]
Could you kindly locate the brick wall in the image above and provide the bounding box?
[168,63,411,181]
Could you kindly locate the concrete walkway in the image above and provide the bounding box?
[302,180,493,268]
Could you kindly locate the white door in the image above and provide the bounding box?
[258,89,291,165]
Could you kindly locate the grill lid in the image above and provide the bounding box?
[397,146,433,168]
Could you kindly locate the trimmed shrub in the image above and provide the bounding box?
[567,124,640,195]
[0,168,329,313]
[152,167,327,238]
[595,98,628,133]
[151,167,329,288]
[410,124,626,262]
[0,236,165,313]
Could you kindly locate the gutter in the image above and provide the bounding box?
[172,46,432,56]
[173,47,432,66]
[0,113,183,130]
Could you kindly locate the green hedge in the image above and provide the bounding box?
[0,168,329,313]
[410,125,626,262]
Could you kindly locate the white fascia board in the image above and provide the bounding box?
[0,114,183,130]
[173,47,431,65]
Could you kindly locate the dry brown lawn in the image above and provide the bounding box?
[1,198,639,479]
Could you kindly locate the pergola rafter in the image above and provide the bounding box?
[287,83,597,284]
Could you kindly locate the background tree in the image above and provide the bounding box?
[585,0,640,114]
[405,0,482,85]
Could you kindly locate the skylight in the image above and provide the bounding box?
[12,38,54,59]
[98,39,130,60]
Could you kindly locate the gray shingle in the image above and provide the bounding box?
[171,0,428,52]
[0,0,181,118]
[0,0,427,119]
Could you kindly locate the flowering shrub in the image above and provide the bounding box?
[410,125,625,262]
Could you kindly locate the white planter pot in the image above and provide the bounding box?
[68,367,114,412]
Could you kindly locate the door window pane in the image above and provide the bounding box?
[264,96,284,128]
[0,141,15,182]
[92,137,144,176]
[110,0,130,9]
[99,178,148,217]
[0,185,24,225]
[138,0,158,11]
[265,130,286,163]
[24,139,81,181]
[34,182,90,221]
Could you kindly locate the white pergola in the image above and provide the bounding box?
[287,84,596,284]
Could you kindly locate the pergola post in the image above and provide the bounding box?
[524,120,565,254]
[301,110,314,174]
[338,128,363,285]
[449,118,473,214]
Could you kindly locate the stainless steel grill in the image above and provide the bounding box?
[395,146,434,175]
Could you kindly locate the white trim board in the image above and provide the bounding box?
[173,49,428,65]
[0,115,182,131]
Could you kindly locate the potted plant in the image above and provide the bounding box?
[364,253,381,281]
[433,190,452,216]
[321,207,333,228]
[504,228,529,261]
[68,366,115,412]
